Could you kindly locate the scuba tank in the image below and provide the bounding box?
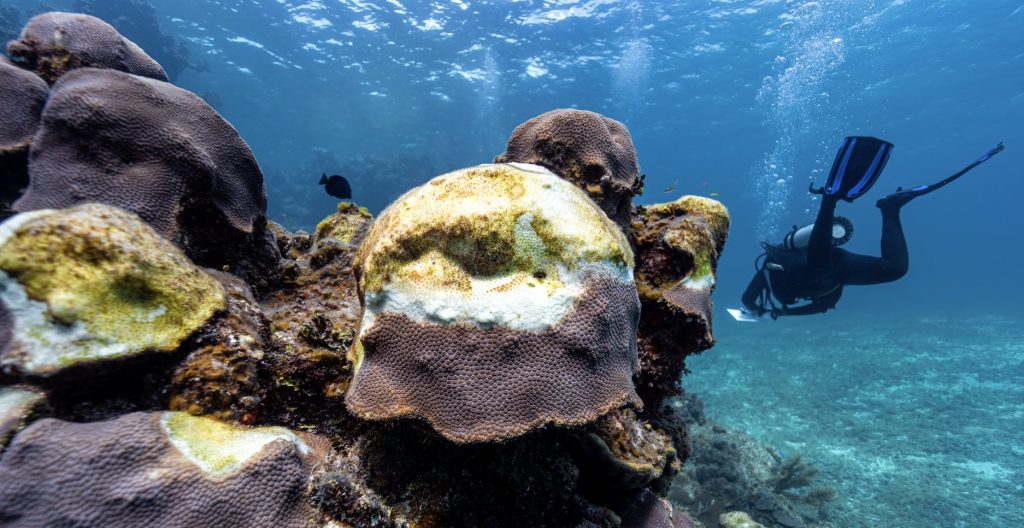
[782,216,854,251]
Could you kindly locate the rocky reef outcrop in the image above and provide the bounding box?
[0,11,734,528]
[0,58,46,219]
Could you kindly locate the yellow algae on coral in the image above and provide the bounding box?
[161,412,310,476]
[0,204,225,374]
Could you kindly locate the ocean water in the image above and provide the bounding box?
[3,0,1021,525]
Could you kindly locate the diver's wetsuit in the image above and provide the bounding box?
[741,196,909,316]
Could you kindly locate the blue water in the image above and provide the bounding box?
[5,0,1021,525]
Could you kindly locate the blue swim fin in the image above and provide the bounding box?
[811,136,894,202]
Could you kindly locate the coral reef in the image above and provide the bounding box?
[496,109,641,227]
[0,204,224,378]
[257,203,371,432]
[0,412,330,526]
[12,66,279,283]
[348,162,640,443]
[632,196,730,408]
[0,11,743,527]
[0,58,47,219]
[6,11,167,83]
[668,394,835,528]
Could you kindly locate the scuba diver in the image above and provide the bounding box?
[735,137,1004,320]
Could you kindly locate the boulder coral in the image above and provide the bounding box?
[348,162,641,442]
[6,11,168,83]
[0,204,225,377]
[0,58,47,219]
[12,67,277,280]
[496,109,641,227]
[0,411,330,527]
[631,196,730,407]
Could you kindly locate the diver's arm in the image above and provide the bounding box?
[773,301,830,317]
[772,287,842,317]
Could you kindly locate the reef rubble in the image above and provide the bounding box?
[0,11,746,528]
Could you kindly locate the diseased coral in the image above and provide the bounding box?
[348,162,640,443]
[0,58,47,219]
[0,386,46,449]
[0,204,225,378]
[0,412,330,527]
[6,11,167,83]
[631,196,730,408]
[496,109,641,227]
[12,67,279,284]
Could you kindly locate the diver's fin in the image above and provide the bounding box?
[816,136,894,202]
[904,142,1003,198]
[876,142,1003,211]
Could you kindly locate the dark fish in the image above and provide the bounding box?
[319,173,352,200]
[663,179,678,194]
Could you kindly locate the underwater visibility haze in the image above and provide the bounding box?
[0,0,1021,527]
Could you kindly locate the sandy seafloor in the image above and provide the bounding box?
[685,313,1024,527]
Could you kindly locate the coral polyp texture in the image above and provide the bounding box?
[496,109,641,227]
[6,11,168,83]
[348,162,641,442]
[631,196,730,406]
[0,59,47,218]
[12,66,275,276]
[0,203,225,377]
[0,411,330,527]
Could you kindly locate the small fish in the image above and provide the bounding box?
[663,179,678,194]
[710,192,720,197]
[319,173,352,200]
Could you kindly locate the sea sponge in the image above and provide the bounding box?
[631,196,729,406]
[12,67,273,273]
[6,11,168,83]
[0,58,47,218]
[0,411,329,526]
[347,162,641,443]
[496,109,640,226]
[0,203,225,377]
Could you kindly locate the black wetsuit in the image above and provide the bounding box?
[742,197,909,316]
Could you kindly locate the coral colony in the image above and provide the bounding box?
[0,11,751,528]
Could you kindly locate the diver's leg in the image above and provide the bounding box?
[805,195,839,278]
[834,207,909,284]
[741,271,768,312]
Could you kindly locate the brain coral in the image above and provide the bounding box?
[0,203,225,377]
[6,11,168,83]
[630,196,729,406]
[347,162,641,443]
[12,67,271,271]
[0,411,329,527]
[0,58,47,218]
[496,109,640,226]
